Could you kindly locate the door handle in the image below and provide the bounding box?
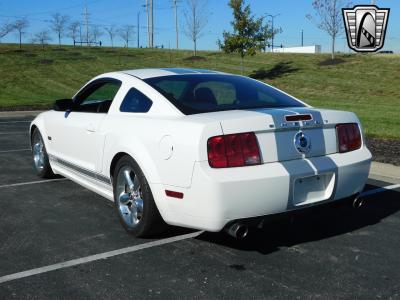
[86,123,96,133]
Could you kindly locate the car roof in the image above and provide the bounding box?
[121,68,224,79]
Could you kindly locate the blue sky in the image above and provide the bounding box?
[0,0,398,53]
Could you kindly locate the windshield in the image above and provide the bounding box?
[144,74,305,115]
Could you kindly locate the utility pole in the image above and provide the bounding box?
[150,0,154,48]
[266,13,280,52]
[173,0,179,49]
[83,5,90,46]
[301,29,304,47]
[137,11,140,48]
[79,22,82,46]
[144,0,150,47]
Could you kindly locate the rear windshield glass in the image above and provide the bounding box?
[144,74,304,115]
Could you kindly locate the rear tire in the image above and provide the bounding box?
[31,128,55,179]
[113,155,167,237]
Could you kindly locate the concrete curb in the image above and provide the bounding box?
[369,162,400,184]
[0,111,43,118]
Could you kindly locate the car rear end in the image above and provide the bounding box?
[166,107,371,232]
[142,72,371,232]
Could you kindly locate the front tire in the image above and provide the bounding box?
[31,128,55,179]
[113,155,166,237]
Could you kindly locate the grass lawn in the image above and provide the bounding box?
[0,44,399,139]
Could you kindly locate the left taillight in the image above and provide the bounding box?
[207,132,261,168]
[336,123,362,153]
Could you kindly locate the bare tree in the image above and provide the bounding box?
[119,25,135,48]
[49,13,70,47]
[90,25,103,45]
[183,0,208,56]
[104,25,117,47]
[32,30,52,50]
[0,22,13,41]
[307,0,351,59]
[13,18,29,49]
[68,21,80,46]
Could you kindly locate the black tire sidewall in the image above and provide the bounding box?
[31,128,54,179]
[113,155,164,237]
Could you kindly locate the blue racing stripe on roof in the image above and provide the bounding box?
[161,68,199,74]
[190,69,219,73]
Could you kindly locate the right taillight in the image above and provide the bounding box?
[207,132,261,168]
[336,123,362,153]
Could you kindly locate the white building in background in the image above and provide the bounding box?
[272,45,322,54]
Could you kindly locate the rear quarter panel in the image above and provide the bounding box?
[101,115,222,188]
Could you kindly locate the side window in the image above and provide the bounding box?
[74,81,121,113]
[120,88,153,113]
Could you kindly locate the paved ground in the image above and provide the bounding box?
[0,117,399,299]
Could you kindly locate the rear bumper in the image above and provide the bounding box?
[161,146,372,232]
[224,192,360,230]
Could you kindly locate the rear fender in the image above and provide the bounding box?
[105,140,171,218]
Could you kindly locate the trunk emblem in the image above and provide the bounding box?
[294,131,311,154]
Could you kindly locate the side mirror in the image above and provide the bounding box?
[53,98,73,111]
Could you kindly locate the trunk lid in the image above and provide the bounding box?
[218,107,348,163]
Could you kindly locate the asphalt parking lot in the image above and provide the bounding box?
[0,116,399,299]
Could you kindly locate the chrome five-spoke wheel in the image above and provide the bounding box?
[115,166,144,228]
[113,155,166,237]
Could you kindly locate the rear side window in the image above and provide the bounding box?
[120,88,153,113]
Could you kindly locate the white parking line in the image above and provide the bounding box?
[0,231,203,284]
[0,183,398,285]
[360,184,400,197]
[0,148,30,154]
[0,178,68,189]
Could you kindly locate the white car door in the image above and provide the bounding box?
[49,79,122,173]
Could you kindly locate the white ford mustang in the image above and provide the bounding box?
[30,68,372,238]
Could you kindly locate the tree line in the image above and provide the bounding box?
[0,0,209,52]
[0,14,137,50]
[1,0,347,61]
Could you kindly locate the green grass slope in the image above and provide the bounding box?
[0,44,399,139]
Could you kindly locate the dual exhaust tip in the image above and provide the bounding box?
[225,222,249,239]
[225,195,364,239]
[352,196,364,209]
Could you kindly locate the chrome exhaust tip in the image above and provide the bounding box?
[352,197,364,209]
[225,223,249,239]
